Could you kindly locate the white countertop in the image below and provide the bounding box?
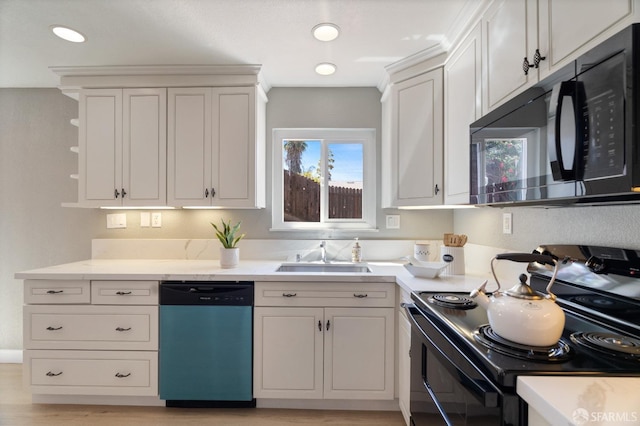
[518,376,640,425]
[15,258,488,294]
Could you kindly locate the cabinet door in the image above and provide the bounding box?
[483,0,538,112]
[324,307,394,400]
[122,89,167,206]
[398,310,412,425]
[391,68,444,206]
[538,0,635,79]
[445,22,482,205]
[167,88,212,206]
[253,307,324,399]
[211,87,257,207]
[79,89,122,207]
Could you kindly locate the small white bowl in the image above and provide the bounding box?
[403,261,448,278]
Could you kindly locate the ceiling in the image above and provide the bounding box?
[0,0,479,90]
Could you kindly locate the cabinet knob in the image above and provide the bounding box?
[326,320,331,331]
[46,290,64,294]
[115,291,132,295]
[435,184,440,195]
[282,293,297,297]
[211,188,216,198]
[121,188,127,198]
[114,188,120,199]
[115,327,132,332]
[353,293,368,298]
[318,320,322,332]
[46,326,63,331]
[205,188,209,198]
[115,372,131,378]
[46,371,62,377]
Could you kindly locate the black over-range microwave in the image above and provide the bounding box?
[470,23,640,206]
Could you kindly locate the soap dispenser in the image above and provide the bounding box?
[351,238,362,263]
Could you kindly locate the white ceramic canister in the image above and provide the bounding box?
[440,246,465,275]
[414,242,431,262]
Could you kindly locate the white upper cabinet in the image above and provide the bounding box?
[537,0,636,79]
[482,0,538,112]
[168,86,265,208]
[79,88,166,207]
[387,67,444,207]
[482,0,638,113]
[444,22,482,205]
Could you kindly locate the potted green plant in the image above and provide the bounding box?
[211,219,245,268]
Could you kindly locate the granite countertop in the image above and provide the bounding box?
[517,376,640,425]
[15,258,488,294]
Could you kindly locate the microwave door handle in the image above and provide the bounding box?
[551,81,578,181]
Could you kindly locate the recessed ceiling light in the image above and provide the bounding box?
[315,63,337,76]
[312,23,340,42]
[51,25,86,43]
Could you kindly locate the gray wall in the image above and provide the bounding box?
[454,205,640,251]
[0,89,104,350]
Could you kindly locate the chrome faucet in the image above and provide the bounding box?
[320,240,328,263]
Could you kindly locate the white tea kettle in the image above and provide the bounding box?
[470,253,565,347]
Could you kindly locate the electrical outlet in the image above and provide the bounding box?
[151,212,162,228]
[502,213,512,234]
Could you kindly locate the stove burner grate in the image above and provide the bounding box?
[473,325,572,362]
[570,332,640,361]
[427,293,477,310]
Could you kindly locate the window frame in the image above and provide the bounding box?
[271,128,377,231]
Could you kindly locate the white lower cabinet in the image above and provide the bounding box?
[24,350,158,396]
[253,282,395,400]
[22,280,159,397]
[397,288,412,425]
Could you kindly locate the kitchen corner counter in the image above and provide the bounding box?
[15,259,488,294]
[517,376,640,426]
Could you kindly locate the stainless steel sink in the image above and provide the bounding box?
[276,262,371,273]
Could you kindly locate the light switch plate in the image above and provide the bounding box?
[140,212,151,227]
[386,215,400,229]
[106,213,127,229]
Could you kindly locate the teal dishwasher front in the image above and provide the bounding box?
[159,281,254,407]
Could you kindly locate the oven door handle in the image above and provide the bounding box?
[422,378,455,426]
[404,303,500,408]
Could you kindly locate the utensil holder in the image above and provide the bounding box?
[440,246,465,275]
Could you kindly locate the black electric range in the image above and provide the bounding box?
[405,244,640,426]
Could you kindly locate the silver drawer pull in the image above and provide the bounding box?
[115,291,132,295]
[353,293,368,298]
[115,327,132,332]
[282,293,297,297]
[46,290,64,294]
[46,326,63,331]
[115,372,131,378]
[46,371,62,377]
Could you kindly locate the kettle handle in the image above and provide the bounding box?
[495,253,555,265]
[491,253,559,297]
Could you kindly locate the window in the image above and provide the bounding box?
[272,128,376,230]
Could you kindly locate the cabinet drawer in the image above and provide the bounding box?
[24,280,90,304]
[24,305,158,350]
[92,281,159,305]
[255,282,395,307]
[24,350,157,396]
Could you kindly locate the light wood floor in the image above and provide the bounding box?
[0,364,405,426]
